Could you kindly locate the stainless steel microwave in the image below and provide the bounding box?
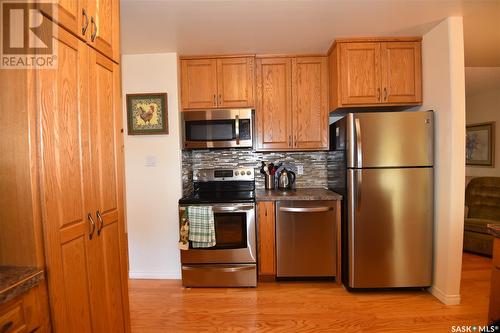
[182,109,253,149]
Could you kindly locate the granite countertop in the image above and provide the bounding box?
[488,224,500,238]
[255,188,342,201]
[0,266,45,305]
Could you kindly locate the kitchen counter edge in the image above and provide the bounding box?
[0,266,45,305]
[255,188,342,201]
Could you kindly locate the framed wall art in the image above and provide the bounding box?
[126,93,168,135]
[466,122,495,167]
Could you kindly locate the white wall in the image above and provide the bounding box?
[465,67,500,177]
[122,53,182,279]
[418,17,466,305]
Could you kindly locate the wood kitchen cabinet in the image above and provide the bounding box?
[329,38,422,110]
[0,282,51,333]
[180,56,255,110]
[42,0,121,63]
[255,56,328,151]
[37,25,130,333]
[257,202,276,277]
[489,236,500,324]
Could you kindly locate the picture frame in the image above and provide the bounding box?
[466,122,495,167]
[126,93,168,135]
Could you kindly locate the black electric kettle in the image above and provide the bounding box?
[278,168,296,190]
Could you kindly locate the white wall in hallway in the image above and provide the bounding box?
[465,67,500,177]
[418,17,466,305]
[121,53,182,279]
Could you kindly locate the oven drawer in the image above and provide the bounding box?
[181,264,257,287]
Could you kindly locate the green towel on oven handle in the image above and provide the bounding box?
[187,206,216,248]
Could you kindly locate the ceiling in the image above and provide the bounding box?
[120,0,500,67]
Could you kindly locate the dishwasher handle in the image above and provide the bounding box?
[279,206,332,213]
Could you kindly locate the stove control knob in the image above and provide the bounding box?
[235,171,239,176]
[246,170,251,175]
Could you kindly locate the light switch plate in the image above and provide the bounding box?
[145,155,157,167]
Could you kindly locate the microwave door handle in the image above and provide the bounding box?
[235,115,240,145]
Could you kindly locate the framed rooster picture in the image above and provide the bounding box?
[126,93,168,135]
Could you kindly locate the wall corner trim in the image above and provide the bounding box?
[429,285,461,305]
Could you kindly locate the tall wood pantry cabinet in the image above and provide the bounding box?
[1,1,130,332]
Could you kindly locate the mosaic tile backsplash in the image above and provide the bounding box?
[182,149,330,195]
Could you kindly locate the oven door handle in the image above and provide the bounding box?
[179,205,254,213]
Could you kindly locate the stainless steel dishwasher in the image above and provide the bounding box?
[276,200,337,277]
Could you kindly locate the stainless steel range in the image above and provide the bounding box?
[178,168,257,287]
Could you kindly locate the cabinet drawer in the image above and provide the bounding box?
[0,301,26,333]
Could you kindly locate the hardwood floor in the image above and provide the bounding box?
[129,253,492,332]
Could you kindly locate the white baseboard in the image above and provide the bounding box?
[429,285,461,305]
[129,271,181,280]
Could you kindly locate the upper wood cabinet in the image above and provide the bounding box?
[329,38,422,110]
[180,56,255,110]
[292,57,329,150]
[41,0,121,63]
[181,59,218,109]
[256,56,328,151]
[255,57,293,150]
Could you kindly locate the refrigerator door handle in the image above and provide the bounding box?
[348,170,356,286]
[355,118,362,168]
[356,170,362,210]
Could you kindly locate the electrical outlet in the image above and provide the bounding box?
[296,164,304,175]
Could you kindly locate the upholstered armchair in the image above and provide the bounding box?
[463,177,500,256]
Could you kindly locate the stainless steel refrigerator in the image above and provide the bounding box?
[329,111,434,289]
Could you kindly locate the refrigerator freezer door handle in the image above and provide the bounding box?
[356,170,362,210]
[355,118,362,168]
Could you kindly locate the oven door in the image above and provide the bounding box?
[182,109,253,149]
[179,203,256,264]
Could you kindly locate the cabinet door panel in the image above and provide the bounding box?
[38,27,93,333]
[181,59,217,109]
[217,57,254,108]
[381,42,422,103]
[40,0,86,39]
[255,58,292,150]
[88,0,117,61]
[340,43,381,105]
[89,50,129,332]
[292,57,328,150]
[257,202,276,276]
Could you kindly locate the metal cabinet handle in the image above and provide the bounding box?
[213,94,216,106]
[82,9,89,36]
[96,210,104,236]
[235,115,240,145]
[288,135,292,147]
[90,16,97,42]
[294,135,297,147]
[218,94,222,106]
[377,87,381,101]
[1,321,13,333]
[88,213,96,240]
[279,206,332,213]
[384,87,387,101]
